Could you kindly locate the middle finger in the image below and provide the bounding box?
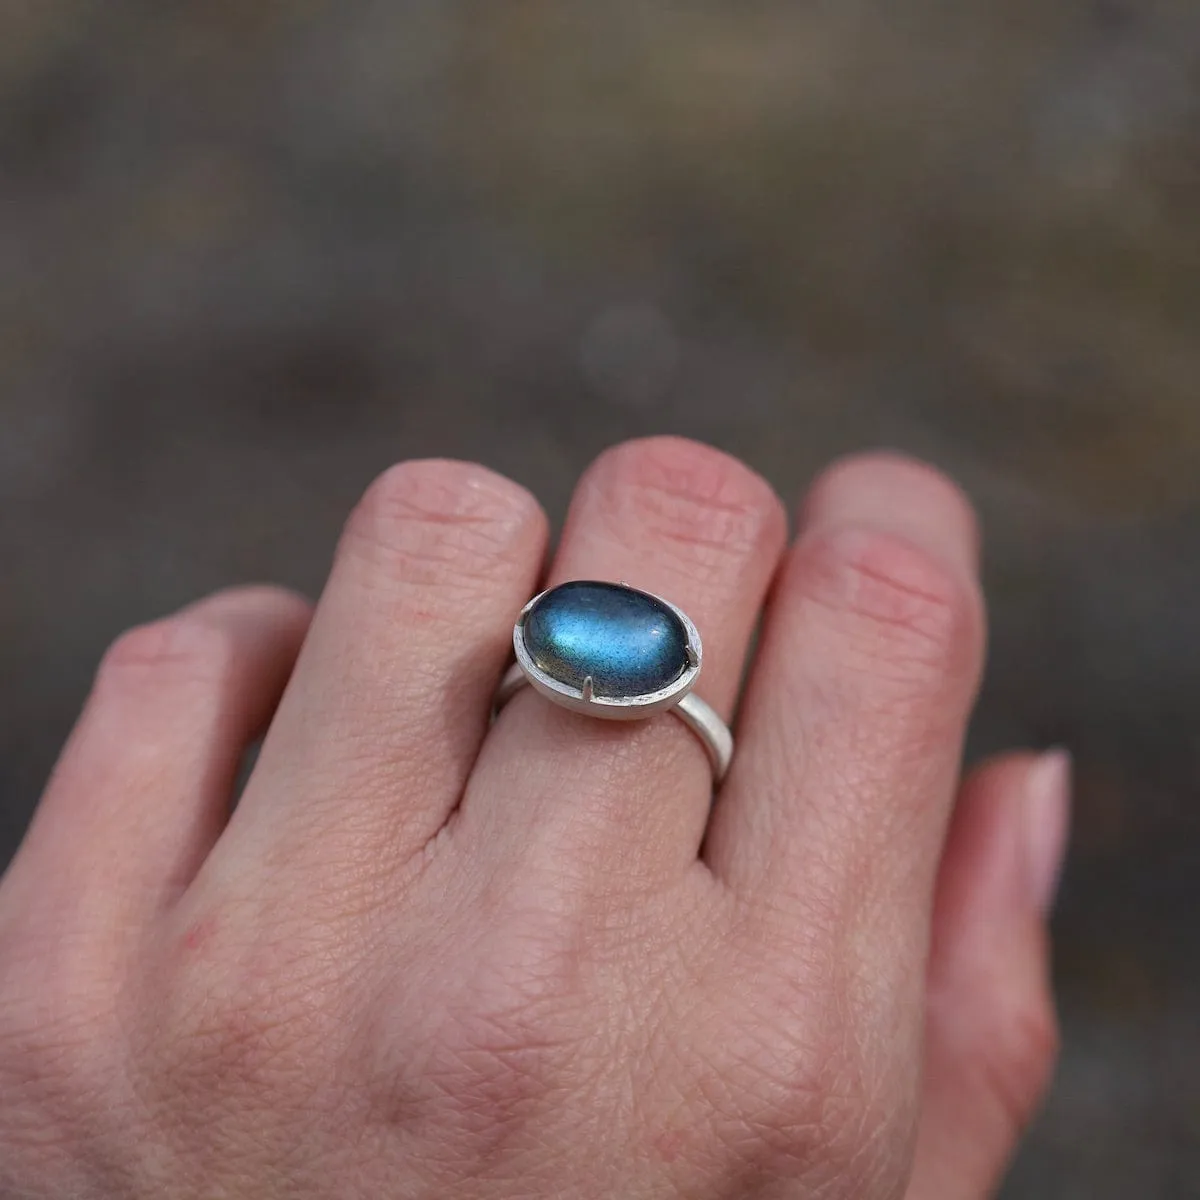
[461,438,787,887]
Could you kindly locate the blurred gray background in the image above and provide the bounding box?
[2,2,1198,1195]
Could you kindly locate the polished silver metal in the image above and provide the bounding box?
[493,582,734,783]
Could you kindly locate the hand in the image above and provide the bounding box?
[0,439,1066,1198]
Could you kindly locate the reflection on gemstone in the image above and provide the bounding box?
[522,581,690,699]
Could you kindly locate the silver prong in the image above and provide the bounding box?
[581,676,594,703]
[686,644,700,669]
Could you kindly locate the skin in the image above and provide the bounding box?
[0,439,1065,1199]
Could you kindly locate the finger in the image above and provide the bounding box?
[225,461,548,876]
[465,437,787,884]
[907,750,1068,1200]
[2,588,311,931]
[705,453,985,1030]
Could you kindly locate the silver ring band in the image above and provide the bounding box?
[492,580,735,785]
[494,663,733,782]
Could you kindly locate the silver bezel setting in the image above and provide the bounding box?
[512,582,703,721]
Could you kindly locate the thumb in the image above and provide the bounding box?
[906,750,1070,1199]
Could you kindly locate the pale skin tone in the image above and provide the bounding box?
[0,439,1067,1198]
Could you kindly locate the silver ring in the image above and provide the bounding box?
[492,580,734,783]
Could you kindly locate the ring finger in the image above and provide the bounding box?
[462,437,787,886]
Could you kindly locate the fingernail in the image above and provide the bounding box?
[1023,749,1072,915]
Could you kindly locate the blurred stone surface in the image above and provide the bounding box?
[1,2,1197,1193]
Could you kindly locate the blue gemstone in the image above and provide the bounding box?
[523,581,690,699]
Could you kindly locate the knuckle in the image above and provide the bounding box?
[702,931,914,1189]
[973,994,1060,1134]
[376,920,598,1150]
[589,437,784,565]
[422,1009,576,1138]
[343,459,544,590]
[0,950,122,1146]
[98,615,235,695]
[141,934,335,1116]
[795,525,983,684]
[0,1000,107,1087]
[176,1000,312,1093]
[707,1021,899,1191]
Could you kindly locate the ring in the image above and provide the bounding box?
[493,580,734,783]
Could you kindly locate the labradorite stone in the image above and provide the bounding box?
[523,581,689,699]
